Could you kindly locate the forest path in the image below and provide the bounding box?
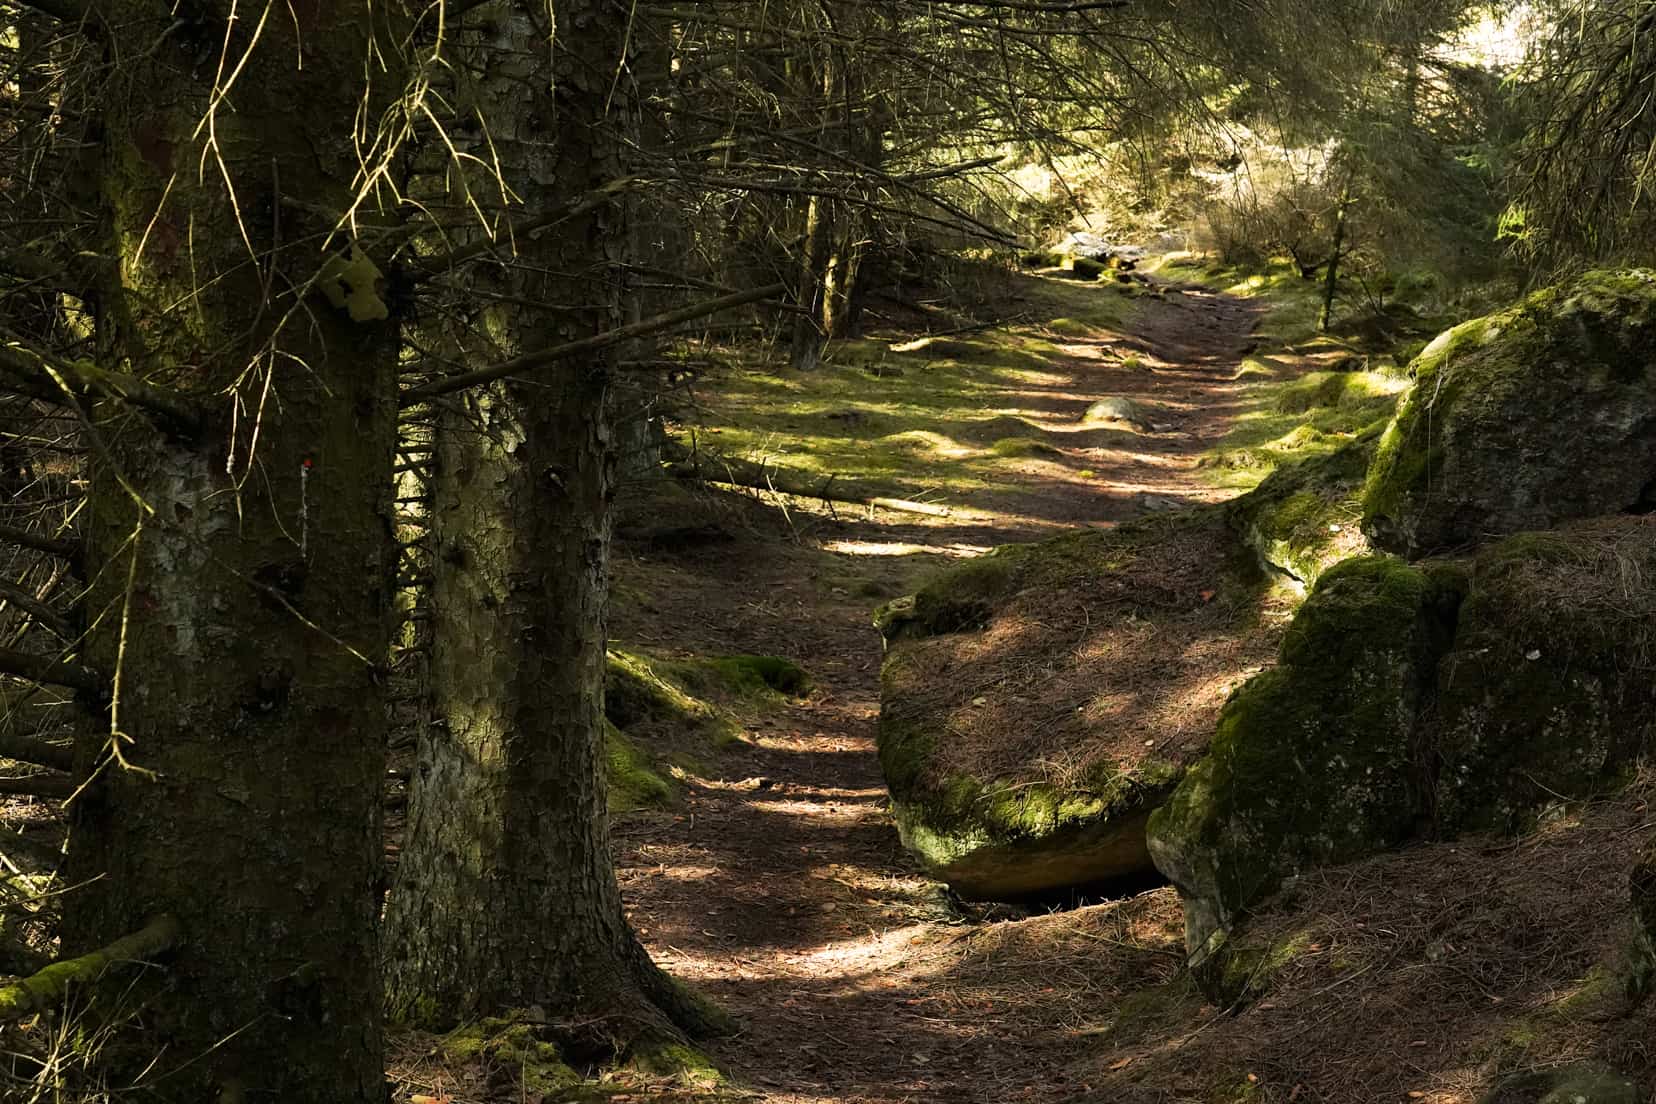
[608,277,1265,1103]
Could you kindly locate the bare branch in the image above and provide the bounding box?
[10,0,102,31]
[0,342,204,435]
[0,647,104,696]
[0,730,74,772]
[0,774,72,799]
[0,580,74,640]
[0,523,80,563]
[400,282,789,406]
[0,824,62,871]
[406,175,651,282]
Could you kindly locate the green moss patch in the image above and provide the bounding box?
[603,648,811,811]
[628,1039,725,1087]
[605,722,675,813]
[1202,364,1407,492]
[990,436,1063,458]
[605,648,739,746]
[440,1014,582,1097]
[1224,427,1379,587]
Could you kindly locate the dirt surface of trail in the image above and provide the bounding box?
[608,279,1264,1102]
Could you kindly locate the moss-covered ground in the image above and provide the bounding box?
[675,267,1184,523]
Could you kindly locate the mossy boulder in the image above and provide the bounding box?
[878,509,1282,901]
[1363,270,1656,558]
[1433,518,1656,833]
[1146,557,1464,972]
[878,733,1178,901]
[1225,429,1377,587]
[1082,395,1151,430]
[1479,1065,1638,1104]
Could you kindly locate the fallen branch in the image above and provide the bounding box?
[0,730,74,773]
[15,0,100,28]
[0,825,62,871]
[666,449,953,517]
[0,774,73,799]
[0,522,80,563]
[400,283,788,405]
[0,915,180,1022]
[0,647,104,696]
[0,580,75,640]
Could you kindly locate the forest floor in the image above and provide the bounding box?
[602,267,1273,1102]
[394,263,1656,1104]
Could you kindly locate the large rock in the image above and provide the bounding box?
[1146,556,1465,967]
[1225,429,1377,588]
[1434,516,1656,832]
[876,509,1281,901]
[1148,516,1656,993]
[1363,270,1656,558]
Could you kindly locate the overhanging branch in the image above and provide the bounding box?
[400,282,788,406]
[406,175,651,282]
[0,343,204,435]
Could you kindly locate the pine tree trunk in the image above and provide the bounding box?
[382,0,712,1045]
[790,193,833,371]
[1320,188,1351,333]
[614,25,679,483]
[64,3,402,1099]
[822,5,878,341]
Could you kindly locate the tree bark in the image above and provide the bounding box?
[1320,185,1351,333]
[790,192,833,371]
[382,0,716,1047]
[63,4,402,1099]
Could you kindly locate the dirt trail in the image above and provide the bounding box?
[609,280,1264,1102]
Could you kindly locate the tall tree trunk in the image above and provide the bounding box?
[822,2,881,341]
[789,192,833,370]
[382,0,715,1047]
[1319,186,1351,333]
[614,21,679,483]
[64,3,402,1099]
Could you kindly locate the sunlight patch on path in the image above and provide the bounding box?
[823,539,991,558]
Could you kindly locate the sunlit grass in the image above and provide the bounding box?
[1199,366,1410,491]
[687,271,1145,504]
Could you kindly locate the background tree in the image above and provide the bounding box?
[1509,0,1656,265]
